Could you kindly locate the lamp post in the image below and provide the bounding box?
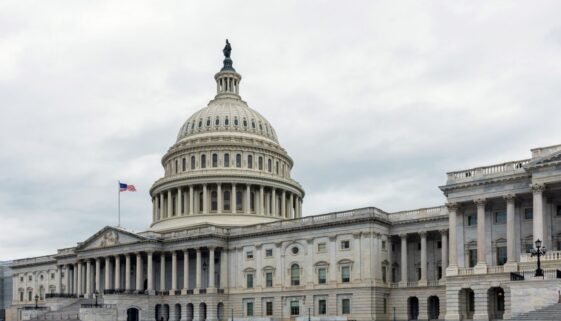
[34,294,39,309]
[94,291,98,307]
[529,239,546,278]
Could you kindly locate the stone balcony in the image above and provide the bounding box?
[446,159,530,185]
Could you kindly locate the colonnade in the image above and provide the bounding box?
[59,247,227,297]
[398,230,448,286]
[152,184,302,221]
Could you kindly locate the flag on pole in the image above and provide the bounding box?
[119,182,136,192]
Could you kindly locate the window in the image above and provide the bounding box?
[199,192,203,213]
[290,301,300,316]
[496,246,507,265]
[248,155,253,169]
[525,243,534,253]
[211,191,218,211]
[236,191,243,211]
[246,273,254,288]
[317,243,326,253]
[291,247,299,254]
[341,266,350,283]
[182,158,186,171]
[250,192,255,212]
[381,240,386,250]
[266,302,273,316]
[258,157,263,170]
[467,214,477,226]
[201,155,206,169]
[50,273,54,280]
[212,153,218,167]
[20,276,23,282]
[437,266,442,279]
[267,159,272,172]
[318,299,327,315]
[224,153,230,167]
[243,119,248,127]
[341,298,351,314]
[224,191,231,211]
[266,272,273,287]
[266,249,273,257]
[246,301,254,316]
[392,267,397,283]
[341,240,350,250]
[557,205,561,216]
[437,241,442,249]
[175,160,178,173]
[191,156,196,169]
[383,298,387,314]
[392,243,396,252]
[468,291,475,312]
[20,292,24,302]
[251,120,256,129]
[246,251,254,259]
[225,117,229,126]
[291,264,300,286]
[28,291,32,301]
[416,267,421,280]
[215,117,220,126]
[276,161,279,174]
[524,208,534,220]
[495,211,506,224]
[234,117,239,126]
[382,266,387,283]
[468,249,477,268]
[206,118,211,126]
[28,275,32,281]
[318,267,327,284]
[236,154,241,168]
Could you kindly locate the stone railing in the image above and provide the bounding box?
[458,268,474,276]
[11,255,55,267]
[520,251,561,263]
[390,282,399,288]
[407,281,418,287]
[487,265,505,274]
[427,280,444,287]
[446,159,530,184]
[389,206,448,223]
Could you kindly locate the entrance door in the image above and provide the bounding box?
[408,297,419,320]
[428,296,440,320]
[127,308,140,321]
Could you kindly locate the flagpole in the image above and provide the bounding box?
[118,180,121,227]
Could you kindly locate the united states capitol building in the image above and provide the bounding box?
[6,44,561,321]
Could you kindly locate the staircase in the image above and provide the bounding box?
[510,303,561,321]
[30,298,96,321]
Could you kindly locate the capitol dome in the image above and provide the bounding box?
[149,41,305,232]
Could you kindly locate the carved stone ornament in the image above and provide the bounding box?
[100,230,120,247]
[531,183,546,194]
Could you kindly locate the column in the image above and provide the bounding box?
[160,253,166,291]
[95,258,101,292]
[419,232,427,285]
[245,185,251,214]
[289,193,294,218]
[217,184,222,214]
[77,262,82,296]
[152,197,156,221]
[56,265,62,293]
[64,265,70,294]
[114,255,121,290]
[446,203,459,274]
[220,249,228,289]
[208,247,215,289]
[177,188,182,216]
[473,286,490,321]
[135,253,143,291]
[104,257,111,290]
[172,251,178,292]
[532,184,546,247]
[399,234,408,286]
[195,248,202,291]
[147,252,154,291]
[183,250,189,292]
[189,186,194,215]
[259,185,265,215]
[160,193,165,218]
[440,230,448,279]
[203,184,208,214]
[475,199,487,272]
[167,190,173,217]
[281,190,286,218]
[125,254,131,290]
[271,188,276,216]
[505,195,517,269]
[232,184,237,213]
[86,260,92,295]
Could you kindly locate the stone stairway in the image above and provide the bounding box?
[510,303,561,321]
[31,298,96,321]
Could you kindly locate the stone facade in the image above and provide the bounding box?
[6,47,561,321]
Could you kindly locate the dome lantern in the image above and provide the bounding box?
[214,39,242,99]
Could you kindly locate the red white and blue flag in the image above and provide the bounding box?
[119,182,136,192]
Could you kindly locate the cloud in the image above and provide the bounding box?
[1,0,561,260]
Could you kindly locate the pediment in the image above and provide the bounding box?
[77,226,146,251]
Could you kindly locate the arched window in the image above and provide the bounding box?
[276,161,279,174]
[291,264,300,286]
[259,123,263,131]
[236,154,242,168]
[182,158,186,172]
[198,119,202,128]
[206,118,211,127]
[259,157,263,170]
[243,119,248,128]
[215,117,220,126]
[234,117,239,126]
[191,122,195,130]
[224,153,230,167]
[251,120,256,129]
[211,191,217,211]
[225,117,229,126]
[268,159,272,172]
[224,191,231,211]
[201,155,206,169]
[248,155,253,169]
[175,160,178,174]
[191,156,196,170]
[212,154,218,168]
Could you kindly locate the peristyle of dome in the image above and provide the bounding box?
[149,44,304,232]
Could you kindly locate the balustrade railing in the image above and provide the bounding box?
[81,304,116,309]
[45,293,77,299]
[447,159,529,183]
[458,268,474,275]
[510,269,561,281]
[520,250,561,263]
[487,265,504,274]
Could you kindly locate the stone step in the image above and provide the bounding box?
[510,303,561,321]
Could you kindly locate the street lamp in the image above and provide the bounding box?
[93,291,98,307]
[530,239,546,278]
[34,294,39,309]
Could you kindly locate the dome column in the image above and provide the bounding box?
[281,190,286,218]
[217,184,222,214]
[245,185,251,214]
[289,193,294,218]
[189,186,194,215]
[232,183,237,213]
[159,193,164,219]
[177,188,182,216]
[167,190,173,217]
[203,184,208,214]
[259,186,265,215]
[271,188,276,216]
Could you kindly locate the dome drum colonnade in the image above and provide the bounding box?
[150,44,304,230]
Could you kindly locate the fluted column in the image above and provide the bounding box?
[104,257,111,290]
[183,250,189,292]
[160,253,166,291]
[74,263,79,295]
[208,247,215,289]
[135,253,143,291]
[217,184,222,214]
[152,198,156,221]
[172,251,178,292]
[440,230,448,277]
[220,249,228,289]
[232,184,237,213]
[203,184,208,214]
[281,190,286,218]
[271,188,276,216]
[125,254,131,290]
[177,188,182,216]
[399,234,408,286]
[195,248,202,291]
[505,195,517,268]
[94,258,101,292]
[64,265,70,294]
[189,186,194,215]
[114,256,121,290]
[419,232,427,285]
[86,260,92,295]
[245,185,251,214]
[289,193,294,218]
[532,184,546,247]
[259,186,265,215]
[159,193,165,219]
[77,262,83,296]
[147,252,153,291]
[446,203,459,274]
[475,199,487,272]
[167,190,173,217]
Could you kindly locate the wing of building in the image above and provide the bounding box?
[5,44,561,321]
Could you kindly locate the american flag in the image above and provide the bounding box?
[119,182,136,192]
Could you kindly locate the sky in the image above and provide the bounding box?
[1,1,561,260]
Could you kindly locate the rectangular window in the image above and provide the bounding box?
[392,267,397,283]
[318,268,327,284]
[246,273,254,288]
[317,243,326,253]
[246,302,254,317]
[524,208,533,220]
[437,266,442,279]
[246,251,253,259]
[341,240,350,250]
[525,243,533,253]
[266,302,273,316]
[265,249,273,257]
[467,214,477,226]
[495,211,507,224]
[290,301,300,316]
[417,267,421,280]
[236,154,242,168]
[437,241,442,249]
[341,266,350,283]
[266,272,273,288]
[383,298,387,314]
[341,298,351,314]
[318,299,327,315]
[381,240,386,250]
[392,243,396,252]
[224,153,230,167]
[496,246,507,265]
[382,266,387,283]
[468,249,477,268]
[557,205,561,216]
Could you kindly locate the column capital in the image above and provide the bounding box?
[446,202,460,211]
[399,233,408,239]
[503,194,516,202]
[531,183,545,194]
[439,229,448,235]
[474,198,486,206]
[419,231,427,237]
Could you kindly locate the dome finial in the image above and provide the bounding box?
[221,39,235,71]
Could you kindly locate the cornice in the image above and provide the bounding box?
[439,172,530,193]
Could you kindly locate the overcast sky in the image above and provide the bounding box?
[1,1,561,260]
